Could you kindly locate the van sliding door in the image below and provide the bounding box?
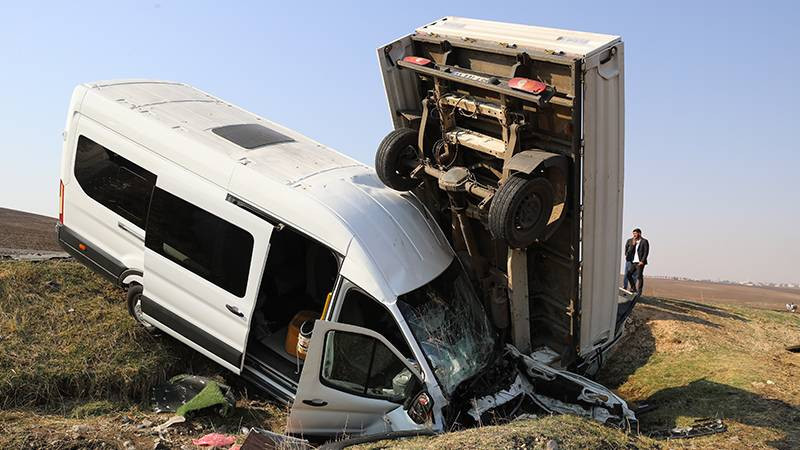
[142,172,271,374]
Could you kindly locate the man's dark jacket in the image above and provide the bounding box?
[624,238,649,265]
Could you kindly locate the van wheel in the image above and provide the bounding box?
[489,175,555,249]
[375,128,423,191]
[126,284,155,332]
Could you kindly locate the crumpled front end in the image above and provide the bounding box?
[451,345,637,431]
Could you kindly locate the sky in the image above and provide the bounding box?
[0,1,798,284]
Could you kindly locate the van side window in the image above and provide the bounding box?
[338,289,412,358]
[73,136,156,229]
[145,187,254,297]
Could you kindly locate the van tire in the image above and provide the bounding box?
[489,175,555,249]
[375,128,423,191]
[126,284,155,332]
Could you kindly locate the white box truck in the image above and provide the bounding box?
[375,17,629,376]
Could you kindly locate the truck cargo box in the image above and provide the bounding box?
[375,17,626,371]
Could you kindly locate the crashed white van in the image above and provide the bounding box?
[57,74,631,438]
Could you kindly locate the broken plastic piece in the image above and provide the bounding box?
[192,433,236,447]
[241,428,311,449]
[153,415,186,433]
[150,374,235,417]
[649,418,727,440]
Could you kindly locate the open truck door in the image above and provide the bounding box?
[141,168,272,374]
[287,321,431,437]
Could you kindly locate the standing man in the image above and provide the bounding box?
[624,228,649,294]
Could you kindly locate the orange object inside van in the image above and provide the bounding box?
[284,310,319,359]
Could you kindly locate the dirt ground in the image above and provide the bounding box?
[642,277,800,310]
[0,207,64,255]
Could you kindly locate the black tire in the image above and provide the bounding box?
[126,284,155,331]
[489,175,555,249]
[375,128,423,191]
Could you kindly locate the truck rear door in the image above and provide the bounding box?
[142,169,271,374]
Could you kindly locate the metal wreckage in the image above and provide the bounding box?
[57,16,649,447]
[250,17,639,446]
[368,17,637,431]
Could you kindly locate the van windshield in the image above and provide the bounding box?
[397,259,496,396]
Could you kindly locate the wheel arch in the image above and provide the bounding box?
[119,268,144,287]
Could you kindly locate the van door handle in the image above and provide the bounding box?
[225,304,244,317]
[302,399,328,407]
[117,221,145,242]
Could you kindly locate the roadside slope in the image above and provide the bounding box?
[1,260,798,448]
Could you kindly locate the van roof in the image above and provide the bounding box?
[76,80,453,300]
[82,80,362,185]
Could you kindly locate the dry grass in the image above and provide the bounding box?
[355,415,657,449]
[1,259,798,449]
[0,259,195,406]
[597,297,800,449]
[0,260,287,448]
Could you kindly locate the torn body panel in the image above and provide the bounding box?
[464,345,636,429]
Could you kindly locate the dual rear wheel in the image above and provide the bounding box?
[375,128,556,249]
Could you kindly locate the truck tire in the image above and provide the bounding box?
[489,175,555,249]
[126,284,155,332]
[375,128,422,191]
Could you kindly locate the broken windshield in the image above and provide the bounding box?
[397,258,496,396]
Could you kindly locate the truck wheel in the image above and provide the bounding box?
[126,284,155,332]
[375,128,422,191]
[489,175,555,249]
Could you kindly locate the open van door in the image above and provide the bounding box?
[287,321,431,437]
[141,170,271,374]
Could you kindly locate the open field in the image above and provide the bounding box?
[1,259,798,448]
[0,207,62,254]
[643,278,800,310]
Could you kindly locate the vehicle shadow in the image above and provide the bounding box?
[596,307,656,389]
[598,295,748,387]
[638,379,800,449]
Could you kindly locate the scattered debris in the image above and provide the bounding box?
[631,403,657,415]
[649,418,727,440]
[317,430,436,450]
[192,433,236,447]
[545,439,559,450]
[787,344,800,353]
[241,428,311,449]
[153,415,186,433]
[45,280,62,291]
[150,375,235,417]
